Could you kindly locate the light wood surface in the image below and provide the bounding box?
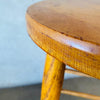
[41,54,65,100]
[61,89,100,100]
[26,0,100,79]
[27,0,100,45]
[65,68,93,78]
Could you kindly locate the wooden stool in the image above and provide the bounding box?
[26,0,100,99]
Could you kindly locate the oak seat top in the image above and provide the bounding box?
[26,0,100,79]
[27,0,100,45]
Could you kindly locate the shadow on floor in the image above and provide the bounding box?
[0,77,100,100]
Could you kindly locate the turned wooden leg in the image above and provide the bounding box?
[41,54,65,100]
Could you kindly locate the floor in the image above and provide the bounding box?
[0,77,100,100]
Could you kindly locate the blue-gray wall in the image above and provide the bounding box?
[0,0,77,88]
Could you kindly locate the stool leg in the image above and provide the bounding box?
[41,54,65,100]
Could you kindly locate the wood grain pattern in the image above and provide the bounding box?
[27,0,100,45]
[26,0,100,79]
[41,54,65,100]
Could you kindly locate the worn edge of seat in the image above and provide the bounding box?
[26,9,100,55]
[26,11,100,79]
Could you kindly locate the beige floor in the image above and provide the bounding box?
[0,77,100,100]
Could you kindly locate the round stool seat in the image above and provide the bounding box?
[26,0,100,79]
